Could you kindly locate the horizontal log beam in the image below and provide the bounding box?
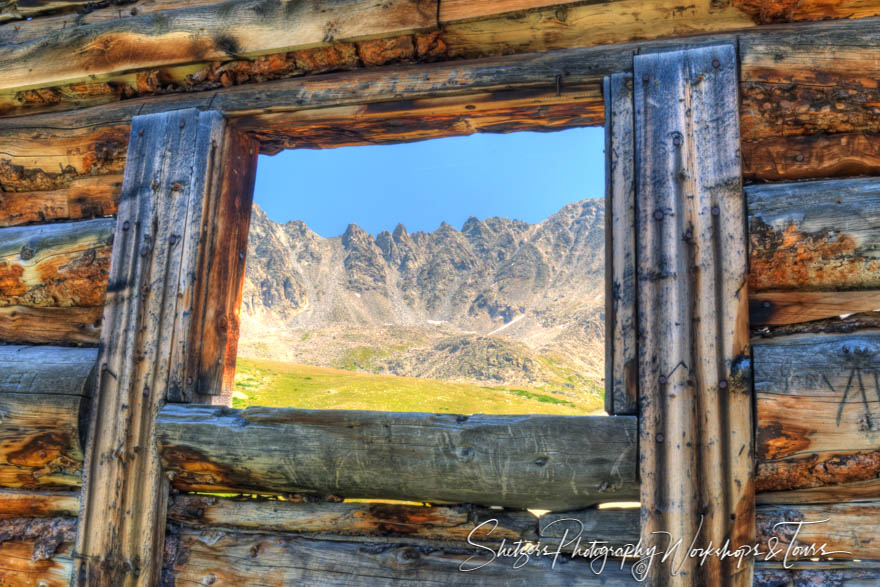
[747,177,880,292]
[754,333,880,493]
[750,291,880,327]
[157,405,639,510]
[0,345,96,489]
[165,526,635,585]
[757,502,880,560]
[0,0,439,93]
[0,175,121,228]
[0,517,74,586]
[0,488,79,518]
[754,561,880,585]
[0,218,114,308]
[168,494,539,544]
[0,305,102,344]
[757,478,880,506]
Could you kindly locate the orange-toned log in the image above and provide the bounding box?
[0,218,114,309]
[746,178,880,292]
[0,345,96,490]
[750,290,880,326]
[0,175,121,228]
[754,333,880,493]
[0,489,79,519]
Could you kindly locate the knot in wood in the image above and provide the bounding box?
[171,183,183,192]
[187,376,194,386]
[169,234,178,246]
[711,206,720,216]
[718,380,728,390]
[19,245,34,260]
[122,220,130,231]
[712,58,721,69]
[534,456,548,467]
[658,374,667,384]
[456,446,474,463]
[653,210,665,221]
[204,573,216,585]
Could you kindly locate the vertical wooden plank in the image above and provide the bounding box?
[634,45,753,585]
[73,109,255,586]
[604,72,638,416]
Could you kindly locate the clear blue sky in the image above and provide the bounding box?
[253,127,605,238]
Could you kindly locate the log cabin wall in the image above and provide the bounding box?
[1,1,880,585]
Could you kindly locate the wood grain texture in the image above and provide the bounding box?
[0,523,73,586]
[756,502,880,560]
[757,477,880,505]
[0,0,438,93]
[164,526,636,585]
[440,0,755,59]
[603,73,636,416]
[0,345,95,490]
[0,218,113,309]
[167,494,539,544]
[746,178,880,292]
[0,488,79,519]
[0,175,121,228]
[634,45,753,585]
[73,109,242,586]
[754,561,880,586]
[0,305,102,344]
[750,291,880,326]
[157,405,638,511]
[755,333,880,493]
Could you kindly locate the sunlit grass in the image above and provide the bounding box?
[233,357,604,415]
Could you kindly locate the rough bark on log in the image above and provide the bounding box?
[0,345,95,489]
[157,405,638,511]
[634,45,753,586]
[164,526,636,585]
[0,218,114,308]
[756,502,880,560]
[0,488,79,519]
[603,73,636,416]
[754,333,880,493]
[0,530,73,586]
[746,178,880,292]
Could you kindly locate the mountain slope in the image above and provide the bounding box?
[238,199,606,401]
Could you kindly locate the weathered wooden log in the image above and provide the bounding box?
[167,494,539,544]
[157,405,638,510]
[0,519,74,586]
[0,306,102,345]
[750,291,880,327]
[0,175,121,228]
[747,178,880,292]
[164,526,636,585]
[757,478,880,506]
[754,561,880,586]
[0,0,438,93]
[603,73,636,416]
[0,488,79,519]
[756,502,880,560]
[74,109,258,586]
[755,333,880,493]
[634,45,753,585]
[539,507,639,549]
[0,218,114,308]
[740,23,880,141]
[0,345,95,489]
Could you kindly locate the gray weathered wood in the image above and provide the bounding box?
[754,332,880,494]
[0,346,96,490]
[634,44,753,586]
[756,501,880,561]
[157,405,638,511]
[165,526,637,585]
[539,507,639,549]
[604,72,637,416]
[754,561,880,586]
[73,109,255,586]
[167,494,538,545]
[746,177,880,292]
